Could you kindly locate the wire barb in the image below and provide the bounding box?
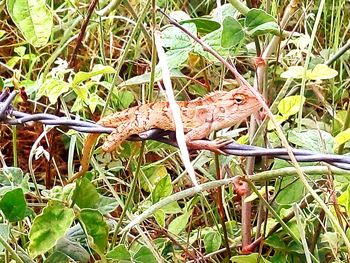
[1,90,350,170]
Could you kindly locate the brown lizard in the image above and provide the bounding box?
[67,86,261,183]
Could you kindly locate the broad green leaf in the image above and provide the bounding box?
[337,184,350,213]
[169,10,191,21]
[280,66,305,79]
[6,56,21,68]
[245,9,280,36]
[278,95,305,117]
[45,251,69,263]
[96,195,118,214]
[181,18,221,34]
[162,201,182,214]
[133,246,158,263]
[0,30,6,39]
[281,64,338,80]
[265,235,287,250]
[115,90,135,109]
[153,209,165,227]
[335,128,350,149]
[29,201,75,258]
[0,224,9,253]
[7,0,53,47]
[14,46,26,57]
[221,16,244,48]
[79,209,108,255]
[72,65,115,86]
[106,244,132,261]
[0,167,30,195]
[308,64,338,80]
[165,47,192,69]
[37,79,70,104]
[267,115,288,130]
[275,177,305,205]
[151,175,173,203]
[86,93,103,113]
[141,165,168,192]
[161,23,196,49]
[168,211,192,235]
[204,231,222,253]
[55,237,90,263]
[73,178,100,209]
[288,130,334,153]
[231,253,271,263]
[194,28,230,61]
[0,188,27,222]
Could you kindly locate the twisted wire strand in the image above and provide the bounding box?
[1,89,350,170]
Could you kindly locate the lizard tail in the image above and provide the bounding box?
[67,133,100,183]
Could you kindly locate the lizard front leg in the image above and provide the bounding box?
[185,123,231,155]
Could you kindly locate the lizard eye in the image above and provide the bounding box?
[233,95,245,104]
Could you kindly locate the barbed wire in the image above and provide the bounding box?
[1,88,350,170]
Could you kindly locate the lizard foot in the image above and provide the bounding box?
[187,138,232,155]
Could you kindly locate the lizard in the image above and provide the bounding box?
[67,85,261,183]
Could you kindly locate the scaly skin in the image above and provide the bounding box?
[67,86,261,183]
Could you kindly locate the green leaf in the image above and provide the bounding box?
[115,90,135,109]
[245,9,280,36]
[86,93,103,113]
[181,18,221,34]
[152,175,173,203]
[275,177,305,205]
[277,95,305,117]
[55,237,90,263]
[72,65,115,86]
[0,188,27,222]
[288,130,334,153]
[29,201,75,258]
[44,251,70,263]
[221,16,244,48]
[165,47,192,69]
[96,195,118,215]
[168,211,192,235]
[153,209,165,227]
[6,0,53,47]
[0,167,30,195]
[73,178,100,209]
[0,224,9,253]
[141,165,168,192]
[106,244,132,261]
[337,184,350,214]
[14,46,26,57]
[204,231,222,253]
[162,201,182,214]
[308,64,338,80]
[133,246,158,263]
[280,66,305,79]
[161,23,195,49]
[267,115,288,130]
[79,209,108,255]
[231,253,271,263]
[334,128,350,149]
[0,30,6,39]
[194,28,230,61]
[37,79,70,104]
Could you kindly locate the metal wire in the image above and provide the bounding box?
[1,89,350,170]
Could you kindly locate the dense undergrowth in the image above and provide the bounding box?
[0,0,350,262]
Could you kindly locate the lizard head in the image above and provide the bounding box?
[210,86,262,130]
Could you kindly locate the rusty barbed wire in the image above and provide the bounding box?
[1,88,350,170]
